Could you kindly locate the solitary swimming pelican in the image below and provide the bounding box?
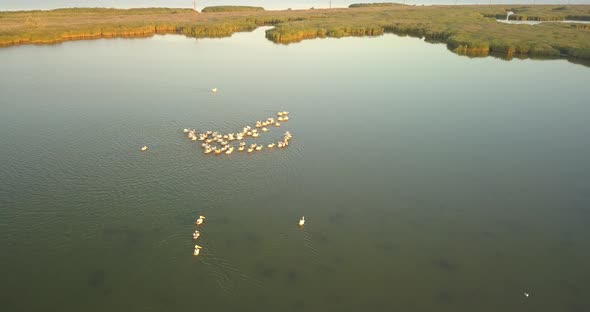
[194,245,203,256]
[299,216,305,226]
[211,88,218,93]
[193,231,200,240]
[141,146,148,151]
[196,216,205,225]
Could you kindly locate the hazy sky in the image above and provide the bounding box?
[2,0,589,11]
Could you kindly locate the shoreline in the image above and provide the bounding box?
[1,5,589,65]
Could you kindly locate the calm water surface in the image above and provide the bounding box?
[1,28,589,311]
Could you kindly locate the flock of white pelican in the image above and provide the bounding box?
[185,110,299,257]
[183,111,293,155]
[192,215,304,257]
[193,215,205,256]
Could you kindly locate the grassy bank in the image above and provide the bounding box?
[202,6,264,13]
[482,5,590,21]
[349,3,405,8]
[1,5,589,65]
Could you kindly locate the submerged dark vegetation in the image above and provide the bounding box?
[1,4,589,64]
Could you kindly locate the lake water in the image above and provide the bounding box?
[1,27,590,311]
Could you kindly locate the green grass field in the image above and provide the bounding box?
[202,6,265,13]
[1,5,589,64]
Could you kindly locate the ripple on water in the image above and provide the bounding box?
[198,245,262,297]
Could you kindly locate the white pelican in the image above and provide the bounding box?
[524,292,529,298]
[194,245,203,256]
[278,117,284,122]
[141,146,148,151]
[238,146,245,151]
[283,111,289,115]
[268,143,276,148]
[183,128,189,133]
[196,216,205,225]
[283,116,289,121]
[252,133,259,138]
[193,231,200,240]
[256,145,263,151]
[247,148,254,153]
[226,147,234,154]
[275,122,281,127]
[204,148,212,154]
[299,216,305,226]
[262,127,268,132]
[211,88,218,93]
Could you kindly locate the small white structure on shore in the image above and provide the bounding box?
[506,11,514,21]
